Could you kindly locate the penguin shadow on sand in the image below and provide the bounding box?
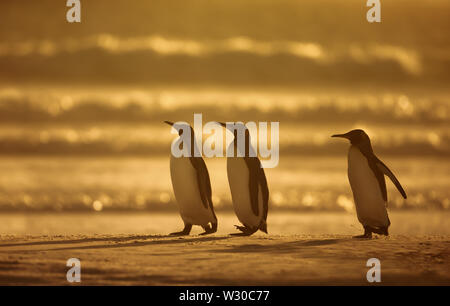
[212,238,344,254]
[18,235,234,252]
[0,234,179,248]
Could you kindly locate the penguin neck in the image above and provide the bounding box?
[353,140,374,157]
[190,137,200,157]
[180,132,200,157]
[232,133,252,157]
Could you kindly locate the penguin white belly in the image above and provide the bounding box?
[347,146,389,228]
[227,157,263,228]
[169,155,214,226]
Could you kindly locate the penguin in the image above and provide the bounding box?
[332,129,407,238]
[164,121,218,236]
[218,122,269,236]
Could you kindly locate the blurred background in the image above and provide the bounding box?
[0,0,449,234]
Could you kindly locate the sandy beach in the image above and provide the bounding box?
[0,234,448,286]
[0,212,448,286]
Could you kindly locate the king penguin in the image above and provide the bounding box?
[218,122,269,236]
[164,121,218,236]
[332,129,407,238]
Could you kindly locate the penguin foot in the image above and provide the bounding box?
[199,223,217,236]
[232,225,257,236]
[170,224,192,236]
[353,228,372,239]
[372,227,389,236]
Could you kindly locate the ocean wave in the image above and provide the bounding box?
[0,88,449,125]
[1,34,449,86]
[0,189,446,212]
[0,35,422,75]
[0,129,448,157]
[0,88,448,156]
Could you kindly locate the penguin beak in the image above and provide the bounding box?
[164,121,174,126]
[331,133,349,139]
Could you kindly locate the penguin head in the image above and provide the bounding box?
[164,121,194,137]
[164,121,198,156]
[217,122,251,141]
[332,129,371,146]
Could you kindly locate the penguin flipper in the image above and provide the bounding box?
[231,225,258,236]
[189,157,214,211]
[376,158,407,199]
[199,223,217,236]
[258,166,269,222]
[365,156,388,202]
[170,223,192,236]
[244,157,261,216]
[358,146,388,202]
